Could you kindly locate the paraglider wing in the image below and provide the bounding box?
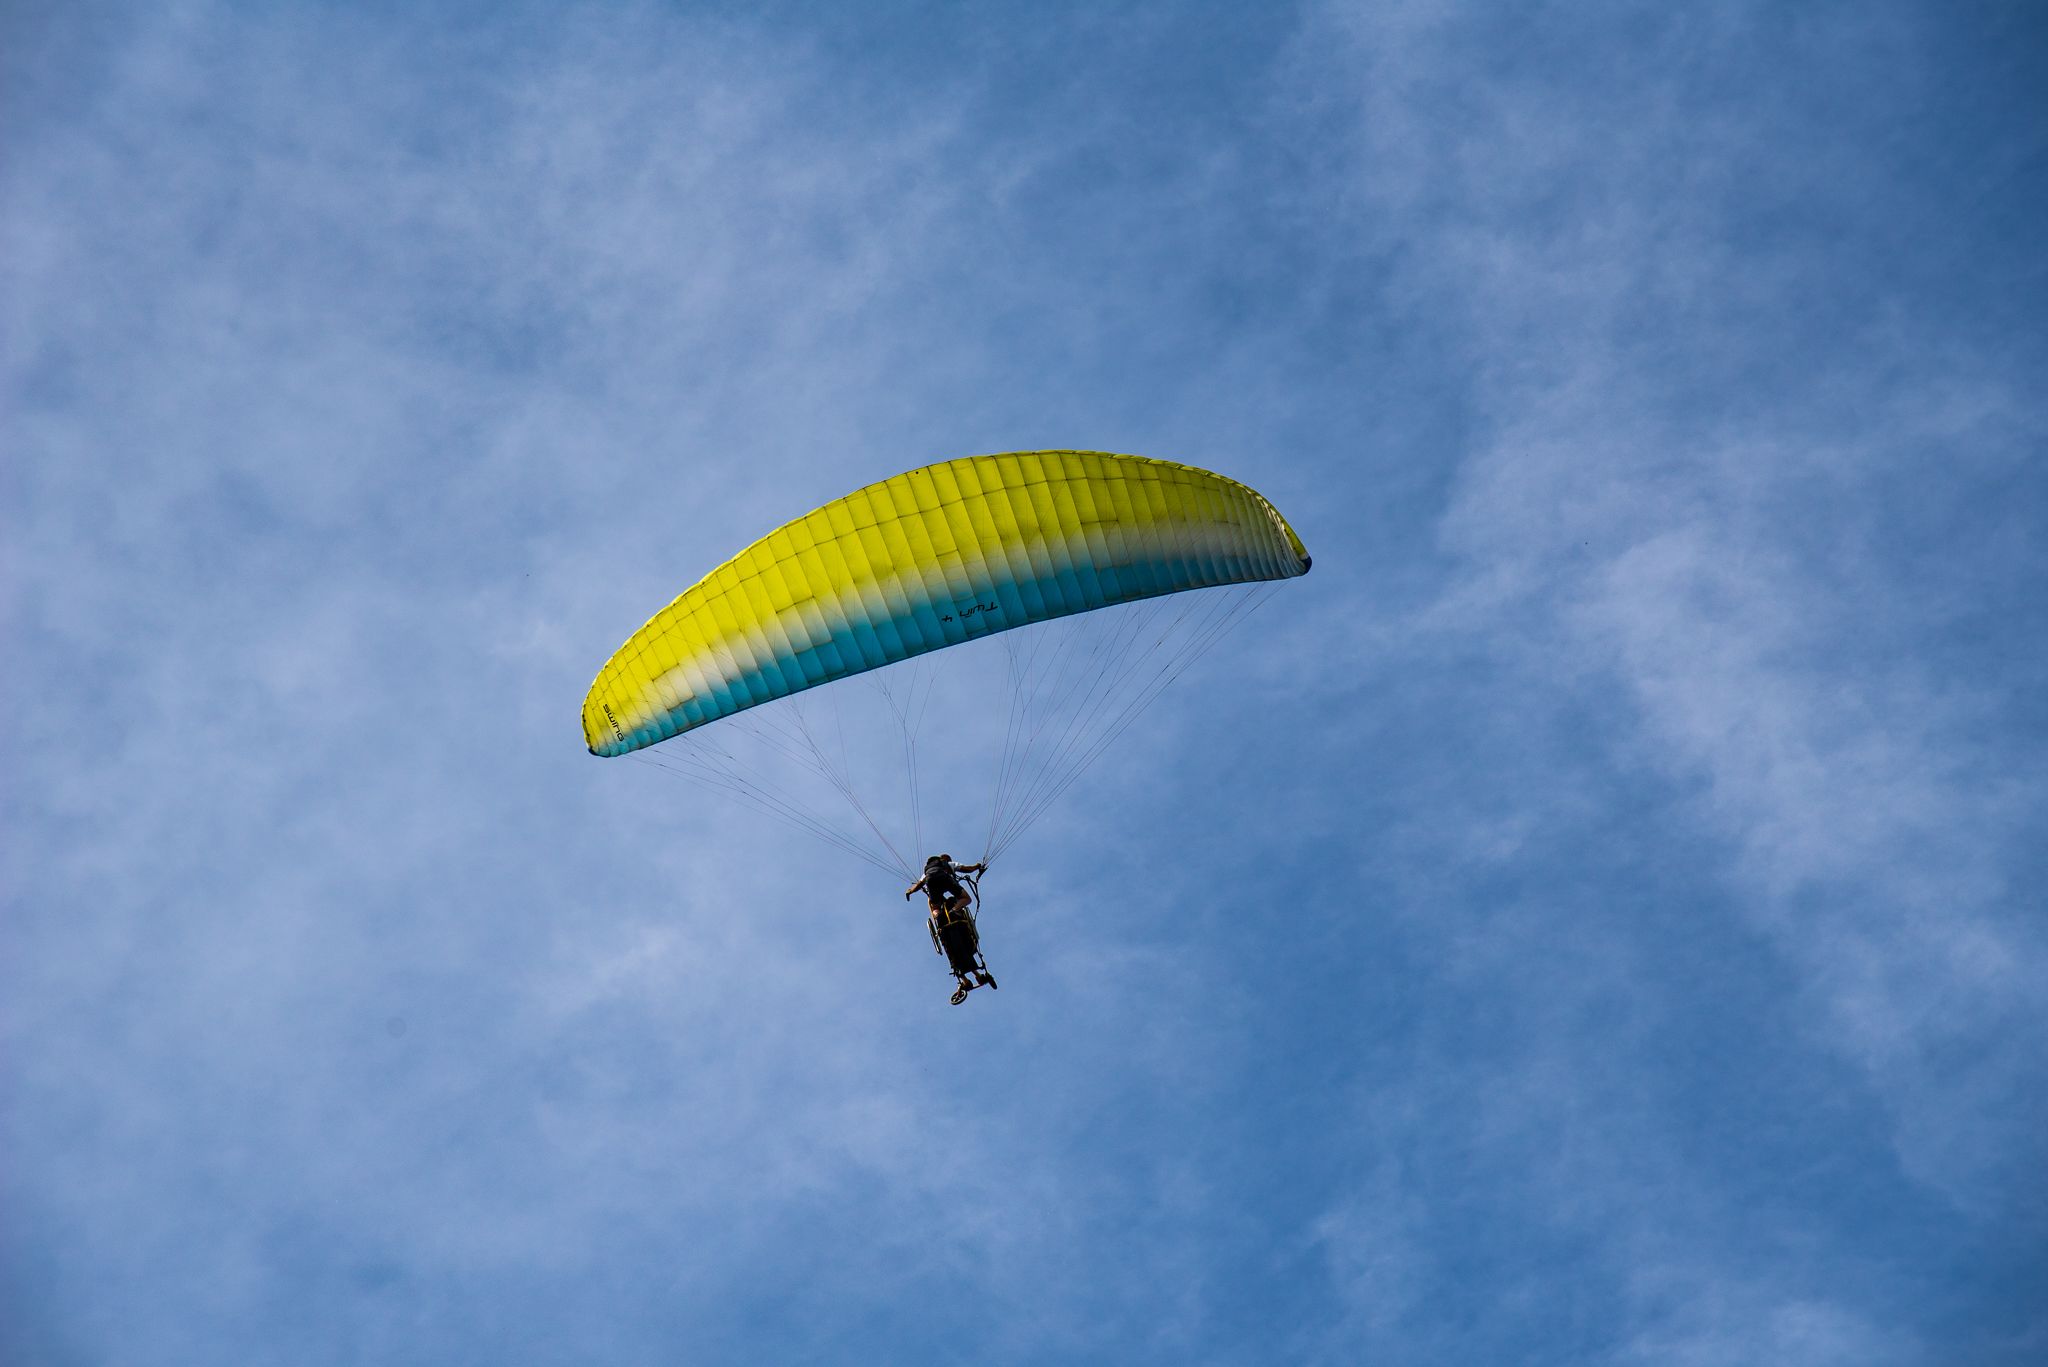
[582,450,1311,758]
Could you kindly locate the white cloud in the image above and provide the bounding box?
[8,2,2040,1360]
[1295,0,2047,1217]
[1614,1276,1907,1367]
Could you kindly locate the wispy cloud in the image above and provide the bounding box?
[1281,0,2047,1355]
[6,2,2043,1363]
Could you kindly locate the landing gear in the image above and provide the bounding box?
[948,967,998,1005]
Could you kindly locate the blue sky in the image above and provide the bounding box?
[5,2,2045,1363]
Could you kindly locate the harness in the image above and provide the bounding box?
[926,864,983,956]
